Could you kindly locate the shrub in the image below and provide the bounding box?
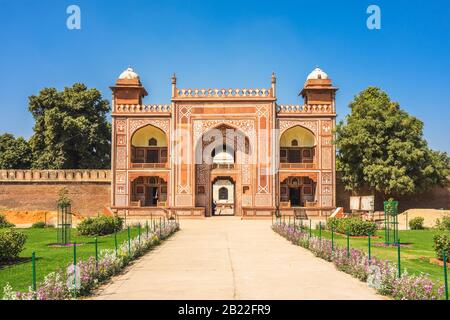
[32,221,47,229]
[0,214,15,228]
[77,215,123,236]
[326,217,377,236]
[435,215,450,231]
[0,229,27,261]
[433,233,450,261]
[409,217,425,230]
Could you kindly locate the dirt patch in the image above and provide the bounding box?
[428,257,450,267]
[47,243,85,248]
[333,232,382,239]
[397,209,450,229]
[373,243,413,248]
[0,209,84,225]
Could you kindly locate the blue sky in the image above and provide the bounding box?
[0,0,449,152]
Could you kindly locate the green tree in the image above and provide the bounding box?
[28,83,111,169]
[335,87,449,197]
[0,133,32,169]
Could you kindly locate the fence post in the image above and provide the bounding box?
[309,220,312,238]
[289,216,291,227]
[32,251,37,298]
[146,220,149,238]
[159,217,162,239]
[368,233,371,263]
[138,223,141,244]
[331,227,334,252]
[397,238,401,278]
[271,211,274,225]
[114,231,118,255]
[319,221,322,240]
[443,250,448,300]
[95,236,98,271]
[346,228,350,258]
[127,226,131,256]
[73,242,77,298]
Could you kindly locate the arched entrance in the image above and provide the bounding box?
[280,176,316,207]
[211,176,235,216]
[195,124,251,217]
[130,176,168,207]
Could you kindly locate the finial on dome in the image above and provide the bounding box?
[306,67,328,80]
[118,67,140,80]
[171,73,177,84]
[271,72,276,84]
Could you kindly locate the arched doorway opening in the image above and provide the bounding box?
[195,124,251,216]
[280,176,317,208]
[130,176,168,207]
[211,176,235,216]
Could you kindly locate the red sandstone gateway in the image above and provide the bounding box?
[110,67,337,218]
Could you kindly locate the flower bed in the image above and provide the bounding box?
[2,221,179,300]
[272,222,445,300]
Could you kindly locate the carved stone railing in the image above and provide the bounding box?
[277,104,333,114]
[175,88,273,99]
[115,104,171,114]
[279,163,316,169]
[211,163,235,170]
[130,163,168,169]
[0,170,111,182]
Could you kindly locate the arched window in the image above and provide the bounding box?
[148,138,157,146]
[218,187,228,200]
[291,139,299,147]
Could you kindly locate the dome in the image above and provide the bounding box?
[118,67,140,80]
[306,67,328,80]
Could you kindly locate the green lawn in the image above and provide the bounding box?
[304,226,450,283]
[0,227,143,292]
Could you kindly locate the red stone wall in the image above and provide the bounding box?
[336,174,450,212]
[0,183,110,217]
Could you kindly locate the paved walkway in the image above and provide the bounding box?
[92,217,382,300]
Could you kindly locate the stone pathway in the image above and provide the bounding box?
[92,217,382,300]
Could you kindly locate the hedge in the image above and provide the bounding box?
[326,217,377,236]
[77,216,124,236]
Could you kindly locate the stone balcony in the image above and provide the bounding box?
[279,163,316,169]
[130,162,169,169]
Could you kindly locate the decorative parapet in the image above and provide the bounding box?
[277,104,334,114]
[114,104,171,114]
[174,88,274,99]
[0,170,111,183]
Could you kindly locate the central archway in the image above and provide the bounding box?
[195,124,251,217]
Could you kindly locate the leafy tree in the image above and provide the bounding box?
[28,83,111,169]
[0,133,32,169]
[335,87,449,197]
